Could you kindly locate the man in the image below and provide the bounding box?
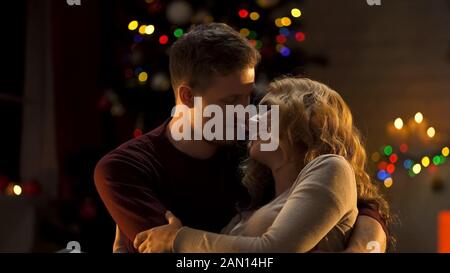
[94,23,387,253]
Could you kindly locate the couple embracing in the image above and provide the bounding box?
[95,23,391,253]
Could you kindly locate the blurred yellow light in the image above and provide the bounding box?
[138,25,147,35]
[13,185,22,196]
[291,8,302,18]
[371,152,381,162]
[275,44,284,52]
[394,118,403,130]
[384,178,393,188]
[415,112,423,124]
[421,156,430,167]
[427,127,436,138]
[138,72,148,82]
[128,20,139,31]
[240,28,250,37]
[275,18,283,28]
[250,12,260,21]
[442,147,450,157]
[281,17,292,26]
[412,164,422,174]
[145,25,155,35]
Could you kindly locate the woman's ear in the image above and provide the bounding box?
[178,84,194,108]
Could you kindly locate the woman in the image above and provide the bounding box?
[132,77,390,253]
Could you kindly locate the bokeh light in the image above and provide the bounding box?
[371,152,380,162]
[389,154,398,163]
[377,170,390,181]
[415,112,423,124]
[145,25,155,35]
[442,147,450,157]
[174,28,184,38]
[433,155,441,165]
[279,27,290,36]
[238,9,249,18]
[138,25,147,35]
[383,145,393,156]
[384,177,393,188]
[421,156,430,167]
[138,71,148,83]
[276,34,287,44]
[275,18,283,27]
[159,35,169,44]
[240,28,250,37]
[394,118,403,130]
[250,12,260,21]
[281,17,292,26]
[280,46,291,57]
[128,20,139,31]
[399,143,408,153]
[427,127,436,138]
[403,159,413,169]
[13,184,22,196]
[386,164,396,174]
[295,31,305,42]
[291,8,302,18]
[412,164,422,174]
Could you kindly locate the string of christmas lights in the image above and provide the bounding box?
[371,112,449,189]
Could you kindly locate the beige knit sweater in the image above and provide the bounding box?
[172,154,358,253]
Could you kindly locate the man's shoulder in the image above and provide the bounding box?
[95,123,167,176]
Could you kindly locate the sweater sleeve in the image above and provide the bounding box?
[173,155,357,253]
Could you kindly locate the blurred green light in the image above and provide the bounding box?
[433,155,441,165]
[174,28,184,38]
[408,169,416,177]
[248,31,257,39]
[255,40,263,50]
[383,145,393,156]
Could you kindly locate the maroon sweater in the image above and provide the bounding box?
[95,121,386,252]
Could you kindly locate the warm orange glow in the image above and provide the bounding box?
[438,211,450,253]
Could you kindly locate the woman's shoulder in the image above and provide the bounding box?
[293,153,358,211]
[292,154,356,196]
[299,154,354,178]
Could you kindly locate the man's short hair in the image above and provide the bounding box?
[169,23,261,93]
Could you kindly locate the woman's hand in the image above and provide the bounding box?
[133,211,183,253]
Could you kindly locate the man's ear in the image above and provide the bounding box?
[178,84,194,108]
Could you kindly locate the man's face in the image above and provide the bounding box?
[196,67,256,145]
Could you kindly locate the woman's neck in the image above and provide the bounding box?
[271,160,303,197]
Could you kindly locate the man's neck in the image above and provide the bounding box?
[165,118,219,160]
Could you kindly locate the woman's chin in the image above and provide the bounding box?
[248,142,264,163]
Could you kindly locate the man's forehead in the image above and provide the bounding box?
[240,68,255,83]
[215,68,255,83]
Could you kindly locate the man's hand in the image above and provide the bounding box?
[343,216,387,253]
[133,211,183,253]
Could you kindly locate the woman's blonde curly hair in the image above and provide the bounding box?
[240,77,392,234]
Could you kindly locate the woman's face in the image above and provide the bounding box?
[248,139,285,169]
[248,109,285,169]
